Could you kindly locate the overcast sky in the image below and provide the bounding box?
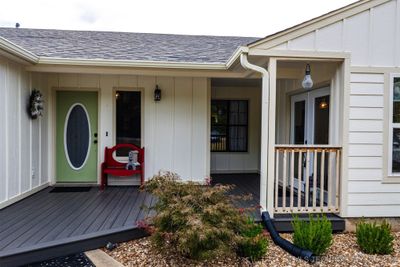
[0,0,358,37]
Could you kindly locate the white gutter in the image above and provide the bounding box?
[0,36,244,70]
[38,57,227,70]
[0,37,39,63]
[226,46,248,69]
[240,52,270,214]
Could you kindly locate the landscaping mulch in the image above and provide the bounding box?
[104,232,400,267]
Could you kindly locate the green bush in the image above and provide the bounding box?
[237,217,269,261]
[142,172,255,260]
[356,220,394,255]
[292,214,333,256]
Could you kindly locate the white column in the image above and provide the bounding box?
[266,58,277,217]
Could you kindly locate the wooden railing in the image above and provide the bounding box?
[274,145,341,214]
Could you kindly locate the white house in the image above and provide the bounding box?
[1,0,400,221]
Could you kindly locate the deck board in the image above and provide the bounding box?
[112,189,140,228]
[0,186,154,267]
[212,173,261,220]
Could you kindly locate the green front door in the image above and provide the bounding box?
[56,91,98,182]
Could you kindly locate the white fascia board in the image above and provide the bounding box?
[38,57,227,70]
[225,46,249,69]
[0,37,39,63]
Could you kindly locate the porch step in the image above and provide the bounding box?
[272,213,345,233]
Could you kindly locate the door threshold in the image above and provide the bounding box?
[52,183,99,187]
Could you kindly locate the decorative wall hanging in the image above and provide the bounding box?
[28,89,44,119]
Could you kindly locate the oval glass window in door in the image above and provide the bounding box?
[64,103,91,170]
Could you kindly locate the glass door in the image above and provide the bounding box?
[290,87,330,194]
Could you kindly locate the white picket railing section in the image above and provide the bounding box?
[274,145,341,214]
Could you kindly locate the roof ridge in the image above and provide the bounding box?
[0,27,260,40]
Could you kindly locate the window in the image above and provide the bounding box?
[211,100,248,152]
[116,91,141,156]
[390,75,400,174]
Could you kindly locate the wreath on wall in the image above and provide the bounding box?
[28,89,44,119]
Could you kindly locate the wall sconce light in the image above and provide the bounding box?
[302,63,314,90]
[319,98,329,109]
[154,85,161,102]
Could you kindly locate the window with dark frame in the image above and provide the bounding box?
[391,77,400,173]
[116,91,141,156]
[211,100,248,152]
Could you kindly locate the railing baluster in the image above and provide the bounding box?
[313,150,318,210]
[273,145,341,214]
[320,150,325,209]
[275,150,279,211]
[290,150,295,210]
[335,150,340,211]
[282,150,287,211]
[305,150,310,210]
[327,151,333,211]
[297,151,302,209]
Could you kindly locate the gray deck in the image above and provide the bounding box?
[0,186,156,267]
[212,173,261,220]
[212,173,345,232]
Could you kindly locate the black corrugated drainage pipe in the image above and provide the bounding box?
[261,211,317,264]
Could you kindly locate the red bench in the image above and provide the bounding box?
[100,144,144,190]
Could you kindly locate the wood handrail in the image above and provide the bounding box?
[275,145,342,153]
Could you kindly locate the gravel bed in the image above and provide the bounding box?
[27,253,95,267]
[104,232,400,267]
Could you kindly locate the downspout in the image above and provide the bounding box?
[262,212,316,263]
[240,52,316,264]
[240,52,270,214]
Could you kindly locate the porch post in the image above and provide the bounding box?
[266,58,277,217]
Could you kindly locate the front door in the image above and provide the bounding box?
[56,91,98,182]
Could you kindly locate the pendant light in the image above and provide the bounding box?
[302,64,314,90]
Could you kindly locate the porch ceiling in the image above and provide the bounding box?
[277,60,340,83]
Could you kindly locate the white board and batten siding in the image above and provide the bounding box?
[261,0,400,68]
[0,56,49,209]
[46,74,209,184]
[253,0,400,217]
[210,86,261,174]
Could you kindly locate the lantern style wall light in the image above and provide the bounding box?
[154,85,161,101]
[302,64,314,90]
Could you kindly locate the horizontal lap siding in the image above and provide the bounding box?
[347,73,400,217]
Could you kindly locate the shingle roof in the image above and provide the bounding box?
[0,28,259,64]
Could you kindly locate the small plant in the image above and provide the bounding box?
[142,172,251,260]
[356,220,394,255]
[237,217,269,261]
[292,214,333,256]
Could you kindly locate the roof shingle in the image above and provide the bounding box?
[0,28,259,64]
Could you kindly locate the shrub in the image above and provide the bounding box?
[142,172,252,260]
[237,217,269,261]
[356,220,394,255]
[292,214,333,256]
